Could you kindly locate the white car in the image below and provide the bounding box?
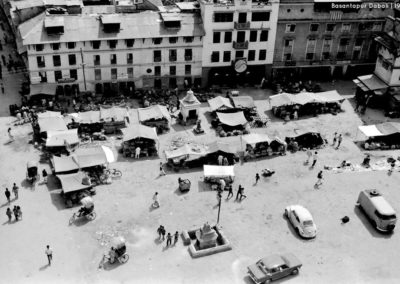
[285,205,317,239]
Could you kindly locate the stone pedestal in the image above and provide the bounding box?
[195,223,218,249]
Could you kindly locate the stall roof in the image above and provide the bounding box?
[38,117,68,133]
[359,122,400,137]
[231,96,255,109]
[356,74,388,91]
[217,111,247,126]
[270,91,345,108]
[204,165,234,177]
[100,106,129,122]
[73,146,115,168]
[286,128,320,138]
[78,111,101,124]
[138,105,171,122]
[207,141,236,155]
[122,124,158,142]
[46,129,79,147]
[165,144,207,159]
[29,84,57,97]
[242,133,272,146]
[57,172,92,194]
[208,96,233,112]
[37,111,62,119]
[51,155,79,174]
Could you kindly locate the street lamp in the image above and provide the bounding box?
[216,191,222,224]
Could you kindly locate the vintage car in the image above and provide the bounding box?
[247,253,302,284]
[285,205,317,239]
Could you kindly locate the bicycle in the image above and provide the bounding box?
[104,169,122,178]
[69,210,97,225]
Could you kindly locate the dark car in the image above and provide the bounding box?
[247,253,302,284]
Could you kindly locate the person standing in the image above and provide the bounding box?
[311,151,318,168]
[6,207,12,222]
[174,231,179,245]
[255,173,260,184]
[223,157,229,166]
[336,134,343,149]
[218,155,223,165]
[226,185,233,199]
[166,232,172,247]
[8,127,13,141]
[45,245,53,265]
[157,225,163,239]
[13,206,18,221]
[161,226,166,240]
[159,162,166,176]
[332,132,337,146]
[42,169,48,184]
[315,171,323,188]
[219,179,226,192]
[152,192,160,208]
[389,160,396,174]
[12,183,18,199]
[135,146,141,159]
[5,188,11,204]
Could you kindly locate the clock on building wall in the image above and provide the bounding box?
[234,59,247,73]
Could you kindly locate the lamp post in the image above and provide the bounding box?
[216,191,222,224]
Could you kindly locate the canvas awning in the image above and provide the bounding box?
[217,111,247,126]
[37,111,62,119]
[355,74,388,91]
[122,124,158,142]
[207,141,236,155]
[73,146,115,168]
[51,155,79,174]
[231,96,255,109]
[100,106,129,122]
[204,165,234,178]
[138,105,171,122]
[208,96,233,112]
[77,111,101,124]
[359,122,400,137]
[242,133,272,146]
[358,125,383,137]
[29,84,57,97]
[165,144,207,159]
[46,129,79,147]
[38,117,68,133]
[270,91,345,108]
[57,172,92,194]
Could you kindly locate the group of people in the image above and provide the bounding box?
[217,155,230,166]
[6,205,22,222]
[157,225,179,247]
[4,183,18,203]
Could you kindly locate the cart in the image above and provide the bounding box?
[178,178,191,192]
[26,161,39,184]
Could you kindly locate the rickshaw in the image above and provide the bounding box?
[103,236,129,264]
[69,196,96,224]
[26,161,39,184]
[178,178,191,192]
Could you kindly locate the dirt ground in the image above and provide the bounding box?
[2,81,400,284]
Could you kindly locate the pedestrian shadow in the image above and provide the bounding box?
[39,264,49,271]
[162,245,170,252]
[154,237,163,245]
[0,202,11,209]
[149,204,159,212]
[3,140,13,145]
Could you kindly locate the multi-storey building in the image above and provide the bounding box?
[272,0,391,81]
[198,0,279,86]
[19,9,204,95]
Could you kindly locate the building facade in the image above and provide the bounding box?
[272,0,391,81]
[199,0,279,87]
[19,9,204,95]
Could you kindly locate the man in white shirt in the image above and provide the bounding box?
[45,245,53,265]
[135,146,141,159]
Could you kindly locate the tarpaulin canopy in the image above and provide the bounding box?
[138,105,171,122]
[122,124,158,142]
[204,165,234,178]
[359,122,400,137]
[37,111,62,119]
[217,111,247,126]
[38,117,68,133]
[231,96,255,109]
[51,155,79,174]
[286,128,320,138]
[29,84,57,97]
[100,106,129,122]
[355,74,388,91]
[207,141,236,154]
[165,144,207,160]
[58,172,92,194]
[73,146,115,168]
[242,133,272,146]
[269,91,345,108]
[77,111,101,124]
[46,129,79,147]
[208,96,233,112]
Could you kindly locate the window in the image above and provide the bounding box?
[341,23,351,32]
[68,54,76,65]
[67,42,76,49]
[154,50,161,62]
[91,41,101,49]
[223,51,231,62]
[185,65,191,75]
[326,24,336,32]
[252,12,270,21]
[213,32,221,43]
[306,53,314,60]
[127,53,133,64]
[352,50,361,60]
[260,30,268,42]
[51,43,60,51]
[310,24,319,32]
[127,67,133,79]
[170,66,176,75]
[284,39,293,47]
[110,54,117,65]
[185,49,192,61]
[108,40,117,48]
[235,50,244,58]
[94,69,101,80]
[126,39,134,47]
[248,50,255,61]
[111,68,117,80]
[250,31,257,42]
[169,37,178,44]
[154,66,161,76]
[39,71,47,83]
[214,12,234,22]
[211,51,219,63]
[285,24,296,33]
[355,38,364,47]
[35,44,44,51]
[224,32,232,43]
[70,69,78,80]
[237,31,246,43]
[54,70,62,81]
[322,52,330,60]
[306,39,316,57]
[337,51,346,60]
[372,23,383,31]
[259,50,267,60]
[53,55,61,67]
[94,55,100,66]
[238,12,247,23]
[169,49,177,62]
[169,78,177,88]
[37,56,45,68]
[339,38,350,46]
[284,53,292,60]
[153,38,163,45]
[184,37,194,43]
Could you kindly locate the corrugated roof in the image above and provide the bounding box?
[20,11,204,45]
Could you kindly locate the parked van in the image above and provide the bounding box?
[356,189,397,232]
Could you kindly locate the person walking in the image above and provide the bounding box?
[45,245,53,265]
[13,206,18,221]
[166,232,172,247]
[16,206,22,220]
[8,127,14,141]
[6,207,12,222]
[336,134,343,149]
[389,160,396,174]
[311,151,318,168]
[135,146,141,159]
[226,185,233,199]
[174,231,179,245]
[219,179,226,192]
[255,173,260,184]
[157,225,164,239]
[5,188,11,204]
[332,132,338,146]
[12,183,18,199]
[42,169,48,184]
[159,162,166,176]
[161,226,166,240]
[305,148,312,164]
[152,192,160,208]
[236,185,246,200]
[315,171,323,188]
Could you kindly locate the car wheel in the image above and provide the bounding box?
[291,268,299,275]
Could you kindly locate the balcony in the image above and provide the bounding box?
[234,22,250,30]
[185,56,192,61]
[232,41,248,50]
